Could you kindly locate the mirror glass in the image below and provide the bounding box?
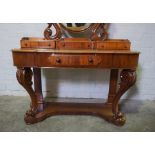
[61,23,92,32]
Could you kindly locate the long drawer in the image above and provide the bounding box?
[37,53,100,67]
[12,52,139,69]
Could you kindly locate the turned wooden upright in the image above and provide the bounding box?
[12,23,139,126]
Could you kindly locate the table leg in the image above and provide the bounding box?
[16,67,43,124]
[107,69,119,104]
[111,69,136,125]
[33,68,43,109]
[16,67,136,126]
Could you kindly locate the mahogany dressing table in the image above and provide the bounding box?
[12,23,139,126]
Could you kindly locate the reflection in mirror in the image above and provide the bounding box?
[61,23,92,32]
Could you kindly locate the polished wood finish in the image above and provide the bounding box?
[12,24,139,126]
[107,69,119,103]
[56,38,93,50]
[24,102,123,125]
[16,67,40,115]
[12,49,139,126]
[21,38,55,49]
[96,39,130,50]
[20,37,130,50]
[12,50,139,69]
[33,68,43,105]
[44,23,62,40]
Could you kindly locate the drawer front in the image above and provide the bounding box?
[112,54,139,68]
[21,40,55,49]
[12,52,35,67]
[13,52,139,69]
[96,41,130,50]
[96,54,113,68]
[37,53,99,67]
[56,41,93,50]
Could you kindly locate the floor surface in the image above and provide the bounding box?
[0,96,155,132]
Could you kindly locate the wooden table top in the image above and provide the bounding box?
[12,48,140,54]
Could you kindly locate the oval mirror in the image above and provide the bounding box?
[59,23,92,32]
[44,23,108,41]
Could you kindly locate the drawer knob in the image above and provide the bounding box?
[88,58,94,63]
[56,58,61,63]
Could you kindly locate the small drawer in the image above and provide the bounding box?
[56,41,93,50]
[37,53,99,67]
[96,40,130,50]
[21,40,55,49]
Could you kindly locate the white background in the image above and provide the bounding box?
[0,0,154,154]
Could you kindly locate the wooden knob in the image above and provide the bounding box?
[56,58,61,63]
[88,58,94,63]
[62,43,65,47]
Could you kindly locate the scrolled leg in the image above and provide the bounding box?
[111,69,136,126]
[16,67,42,124]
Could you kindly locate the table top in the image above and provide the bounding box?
[12,48,140,54]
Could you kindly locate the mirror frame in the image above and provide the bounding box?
[44,23,108,41]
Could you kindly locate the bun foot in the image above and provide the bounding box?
[24,113,47,125]
[111,112,126,126]
[24,114,37,125]
[24,108,46,124]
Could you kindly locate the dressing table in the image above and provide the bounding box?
[12,23,139,126]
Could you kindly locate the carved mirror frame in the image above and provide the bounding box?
[44,23,108,41]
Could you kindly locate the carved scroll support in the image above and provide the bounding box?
[44,23,62,40]
[111,69,136,126]
[16,67,43,124]
[90,23,108,41]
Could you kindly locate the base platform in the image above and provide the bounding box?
[24,102,126,126]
